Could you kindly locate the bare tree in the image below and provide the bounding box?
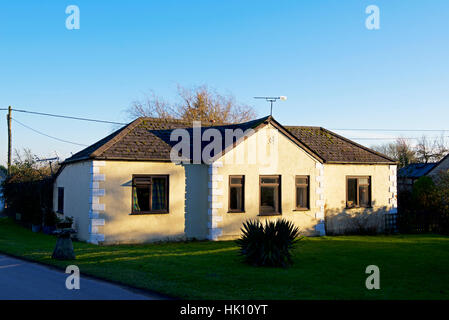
[128,91,176,120]
[370,143,397,160]
[371,138,417,168]
[372,135,449,167]
[127,84,257,123]
[416,135,448,163]
[434,135,449,160]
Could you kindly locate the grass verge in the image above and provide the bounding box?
[0,217,448,299]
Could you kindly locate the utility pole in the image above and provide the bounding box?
[7,106,11,174]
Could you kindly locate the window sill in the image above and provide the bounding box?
[345,206,372,210]
[258,213,281,217]
[130,211,169,215]
[293,208,310,212]
[227,210,245,213]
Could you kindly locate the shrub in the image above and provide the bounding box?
[1,149,55,226]
[236,219,301,267]
[44,210,58,227]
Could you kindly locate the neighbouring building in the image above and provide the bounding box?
[397,163,437,192]
[427,153,449,179]
[398,154,449,191]
[53,116,398,244]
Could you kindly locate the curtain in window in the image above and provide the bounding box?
[152,178,166,210]
[132,187,141,212]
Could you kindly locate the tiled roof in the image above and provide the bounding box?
[284,126,395,164]
[398,163,437,179]
[63,116,395,165]
[63,117,268,163]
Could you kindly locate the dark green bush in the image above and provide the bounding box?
[1,149,55,226]
[398,173,449,235]
[44,210,59,227]
[236,219,301,267]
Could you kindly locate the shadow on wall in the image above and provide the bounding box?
[325,204,389,235]
[216,216,320,241]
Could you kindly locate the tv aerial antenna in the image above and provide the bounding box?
[254,96,287,116]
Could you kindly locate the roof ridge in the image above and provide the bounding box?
[284,125,321,129]
[139,116,230,126]
[139,115,270,130]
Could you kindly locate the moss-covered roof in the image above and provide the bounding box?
[285,126,394,164]
[62,116,395,165]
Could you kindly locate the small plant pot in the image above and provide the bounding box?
[31,224,42,233]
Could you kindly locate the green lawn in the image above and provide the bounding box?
[0,217,448,299]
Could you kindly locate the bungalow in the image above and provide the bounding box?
[53,116,397,244]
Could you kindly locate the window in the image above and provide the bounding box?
[57,187,64,214]
[295,176,309,210]
[229,175,244,212]
[260,176,281,215]
[346,176,371,208]
[132,175,169,214]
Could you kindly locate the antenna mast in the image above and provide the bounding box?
[254,96,287,116]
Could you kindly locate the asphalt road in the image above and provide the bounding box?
[0,254,166,300]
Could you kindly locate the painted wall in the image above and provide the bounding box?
[53,161,91,241]
[205,124,395,239]
[324,164,396,234]
[100,160,186,244]
[54,125,395,244]
[208,124,323,240]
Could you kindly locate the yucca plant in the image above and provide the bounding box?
[236,219,301,267]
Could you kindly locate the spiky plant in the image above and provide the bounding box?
[236,219,301,267]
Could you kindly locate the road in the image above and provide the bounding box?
[0,254,167,300]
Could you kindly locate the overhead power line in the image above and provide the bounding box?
[12,118,88,147]
[11,108,128,125]
[331,128,449,132]
[2,106,449,143]
[349,136,449,141]
[1,107,448,131]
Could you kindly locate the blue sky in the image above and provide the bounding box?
[1,0,449,165]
